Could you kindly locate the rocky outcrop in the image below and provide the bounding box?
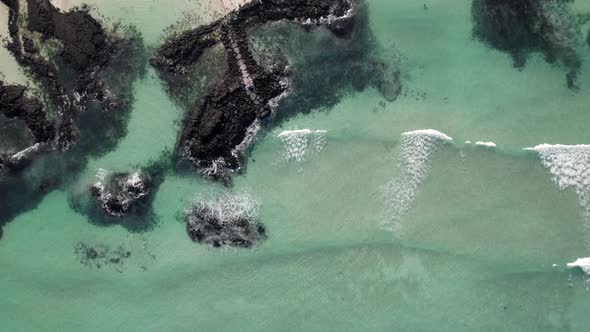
[472,0,583,89]
[153,0,359,181]
[90,170,151,218]
[2,0,141,152]
[185,193,266,248]
[0,0,146,238]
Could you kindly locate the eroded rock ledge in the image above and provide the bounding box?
[152,0,359,181]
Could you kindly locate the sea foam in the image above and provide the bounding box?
[528,144,590,244]
[475,141,496,148]
[187,192,259,228]
[567,257,590,275]
[528,144,590,210]
[381,129,453,231]
[278,129,327,166]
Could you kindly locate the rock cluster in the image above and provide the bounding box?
[185,193,266,248]
[90,170,151,218]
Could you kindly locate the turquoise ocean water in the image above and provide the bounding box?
[2,0,590,330]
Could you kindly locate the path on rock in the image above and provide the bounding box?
[224,23,267,116]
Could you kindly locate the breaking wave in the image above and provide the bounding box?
[278,129,327,167]
[381,129,453,231]
[527,144,590,244]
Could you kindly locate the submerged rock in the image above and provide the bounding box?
[472,0,583,89]
[75,241,132,270]
[185,193,266,248]
[90,170,151,218]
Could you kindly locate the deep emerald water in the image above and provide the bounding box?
[2,0,590,331]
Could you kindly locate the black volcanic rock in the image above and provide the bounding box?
[472,0,583,89]
[27,0,112,71]
[90,170,151,218]
[186,194,266,248]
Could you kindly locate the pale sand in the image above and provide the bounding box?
[215,0,250,11]
[51,0,250,13]
[50,0,85,11]
[0,2,29,84]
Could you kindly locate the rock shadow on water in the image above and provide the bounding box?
[471,0,587,90]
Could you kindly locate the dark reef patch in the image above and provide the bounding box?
[75,241,131,270]
[186,193,266,248]
[472,0,584,90]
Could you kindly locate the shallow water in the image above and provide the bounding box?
[2,0,590,330]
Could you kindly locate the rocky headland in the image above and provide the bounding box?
[153,0,364,182]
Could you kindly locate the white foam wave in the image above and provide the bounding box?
[528,144,590,204]
[10,143,41,161]
[125,170,147,191]
[567,257,590,275]
[528,144,590,242]
[296,0,357,25]
[188,192,258,226]
[381,129,453,230]
[96,168,110,181]
[278,129,327,166]
[475,141,496,148]
[401,129,453,142]
[231,119,261,160]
